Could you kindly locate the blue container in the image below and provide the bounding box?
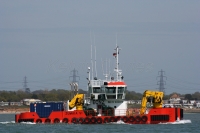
[30,102,64,118]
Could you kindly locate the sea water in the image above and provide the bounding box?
[0,113,198,133]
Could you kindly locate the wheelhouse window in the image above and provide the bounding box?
[93,87,103,93]
[118,87,125,93]
[105,87,116,93]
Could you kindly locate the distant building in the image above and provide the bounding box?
[23,99,41,105]
[9,102,23,106]
[196,103,200,108]
[169,94,181,104]
[0,102,9,106]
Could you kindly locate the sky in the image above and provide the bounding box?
[0,0,199,94]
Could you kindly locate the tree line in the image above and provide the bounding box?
[0,89,200,102]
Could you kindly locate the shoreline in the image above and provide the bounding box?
[0,108,29,114]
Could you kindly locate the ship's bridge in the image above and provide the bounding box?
[88,80,127,100]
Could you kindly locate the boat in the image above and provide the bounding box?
[15,45,183,124]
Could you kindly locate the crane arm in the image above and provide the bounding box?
[140,90,164,115]
[69,94,84,110]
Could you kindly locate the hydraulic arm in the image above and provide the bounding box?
[140,90,164,115]
[69,94,84,110]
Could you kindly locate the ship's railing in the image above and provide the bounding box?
[90,80,104,86]
[84,109,139,116]
[114,109,127,116]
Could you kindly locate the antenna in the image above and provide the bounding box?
[101,58,108,80]
[108,58,111,79]
[90,31,93,80]
[101,58,104,75]
[94,35,97,78]
[116,33,118,47]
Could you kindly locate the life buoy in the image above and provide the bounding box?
[54,118,60,123]
[104,117,110,123]
[78,118,85,124]
[45,118,51,123]
[62,118,68,123]
[141,115,148,123]
[36,119,42,123]
[129,116,135,122]
[84,117,90,124]
[122,116,129,123]
[110,117,116,122]
[90,117,96,124]
[71,118,77,124]
[96,117,103,124]
[135,116,141,123]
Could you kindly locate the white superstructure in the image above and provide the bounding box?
[85,46,127,116]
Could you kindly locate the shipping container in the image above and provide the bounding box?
[30,102,64,118]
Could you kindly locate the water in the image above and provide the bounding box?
[0,113,198,133]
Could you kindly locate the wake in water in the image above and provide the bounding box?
[0,121,15,124]
[159,119,192,124]
[0,121,36,125]
[110,120,127,124]
[20,122,36,124]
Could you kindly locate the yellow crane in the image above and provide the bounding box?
[69,94,84,110]
[140,90,164,115]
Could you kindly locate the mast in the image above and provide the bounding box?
[113,46,122,81]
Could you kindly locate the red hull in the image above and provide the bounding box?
[15,108,183,124]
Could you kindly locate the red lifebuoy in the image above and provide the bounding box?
[141,115,148,123]
[62,118,68,123]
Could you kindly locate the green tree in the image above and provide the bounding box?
[185,94,193,100]
[192,92,200,100]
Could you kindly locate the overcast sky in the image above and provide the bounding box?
[0,0,199,94]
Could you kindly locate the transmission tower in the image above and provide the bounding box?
[69,68,80,83]
[157,69,167,93]
[23,76,30,93]
[69,69,80,98]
